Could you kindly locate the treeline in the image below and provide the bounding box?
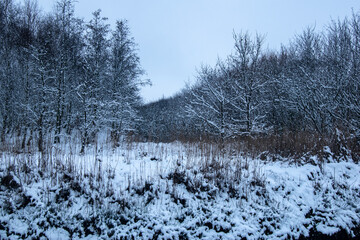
[138,12,360,158]
[1,0,360,158]
[0,0,146,152]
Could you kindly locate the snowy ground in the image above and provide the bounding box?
[0,139,360,239]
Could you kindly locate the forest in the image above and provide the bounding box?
[0,0,147,153]
[138,16,360,161]
[1,0,360,239]
[1,0,360,158]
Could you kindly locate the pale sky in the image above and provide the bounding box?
[36,0,359,103]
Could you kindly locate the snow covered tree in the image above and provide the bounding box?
[17,0,41,148]
[79,9,110,153]
[348,12,360,132]
[185,33,269,142]
[0,0,19,140]
[228,32,267,134]
[108,20,145,146]
[286,27,332,134]
[53,0,82,142]
[186,63,234,143]
[323,18,353,131]
[28,44,55,153]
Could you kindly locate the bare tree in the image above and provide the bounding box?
[186,63,234,143]
[229,32,267,134]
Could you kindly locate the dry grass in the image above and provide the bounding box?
[0,128,356,199]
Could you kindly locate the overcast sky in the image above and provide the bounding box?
[36,0,359,103]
